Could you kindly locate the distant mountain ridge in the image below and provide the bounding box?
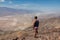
[0,7,34,16]
[0,7,60,18]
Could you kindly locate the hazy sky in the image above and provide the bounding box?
[0,0,60,12]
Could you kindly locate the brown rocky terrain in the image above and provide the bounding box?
[21,17,60,40]
[0,16,60,40]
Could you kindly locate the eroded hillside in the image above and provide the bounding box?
[0,16,60,40]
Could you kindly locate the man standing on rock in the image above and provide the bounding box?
[32,16,39,38]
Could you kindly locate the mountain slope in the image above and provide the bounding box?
[0,16,60,40]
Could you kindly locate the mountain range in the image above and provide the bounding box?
[0,7,60,17]
[0,7,34,16]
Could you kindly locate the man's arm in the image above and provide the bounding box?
[32,19,36,29]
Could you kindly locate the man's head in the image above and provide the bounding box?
[34,16,38,19]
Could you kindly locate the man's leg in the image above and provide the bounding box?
[34,27,38,38]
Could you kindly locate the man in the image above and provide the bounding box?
[32,16,39,38]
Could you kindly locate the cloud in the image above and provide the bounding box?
[9,1,12,4]
[0,0,5,2]
[12,4,41,10]
[1,3,59,13]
